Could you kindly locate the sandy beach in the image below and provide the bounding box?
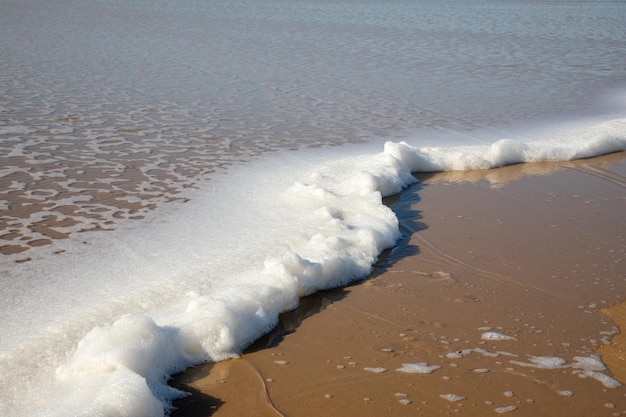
[171,152,626,417]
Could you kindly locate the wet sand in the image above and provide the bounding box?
[171,152,626,417]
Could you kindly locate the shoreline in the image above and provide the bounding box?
[171,152,626,416]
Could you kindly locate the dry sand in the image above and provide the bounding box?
[171,152,626,417]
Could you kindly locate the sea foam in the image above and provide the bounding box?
[1,120,625,417]
[385,118,626,172]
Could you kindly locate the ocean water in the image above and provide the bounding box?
[1,0,625,415]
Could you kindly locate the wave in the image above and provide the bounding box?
[1,118,625,417]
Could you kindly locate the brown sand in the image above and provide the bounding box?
[600,302,626,385]
[172,152,626,417]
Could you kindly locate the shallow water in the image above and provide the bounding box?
[2,0,626,257]
[1,0,625,415]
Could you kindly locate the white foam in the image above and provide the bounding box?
[571,355,607,372]
[590,374,622,389]
[571,356,622,388]
[509,355,622,389]
[440,394,466,402]
[446,349,474,359]
[474,348,503,357]
[389,118,626,172]
[481,332,518,341]
[397,363,442,374]
[510,356,568,369]
[495,405,517,413]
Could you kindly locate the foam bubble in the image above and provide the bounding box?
[397,363,442,374]
[509,356,568,369]
[574,370,622,389]
[508,355,621,389]
[569,355,622,388]
[440,394,466,402]
[481,332,517,341]
[474,348,502,357]
[571,355,607,372]
[495,405,517,413]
